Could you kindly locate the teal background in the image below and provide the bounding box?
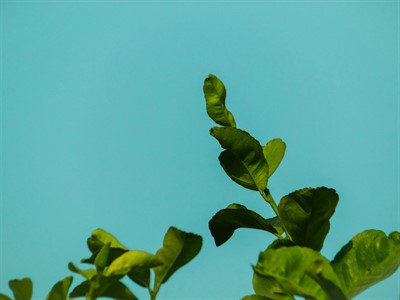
[1,1,399,299]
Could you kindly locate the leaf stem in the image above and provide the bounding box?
[261,188,292,241]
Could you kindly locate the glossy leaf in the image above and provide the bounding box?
[203,74,236,127]
[68,262,97,280]
[45,277,73,300]
[209,203,278,246]
[154,227,202,284]
[331,230,400,298]
[69,276,137,300]
[253,246,343,300]
[105,250,162,276]
[211,126,268,192]
[8,278,33,300]
[277,187,338,251]
[262,138,286,178]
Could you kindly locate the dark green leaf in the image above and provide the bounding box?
[154,227,202,284]
[211,126,269,192]
[209,203,278,246]
[253,246,343,300]
[8,278,32,300]
[94,242,111,271]
[68,262,97,280]
[0,294,12,300]
[203,74,236,127]
[69,276,137,300]
[265,216,284,236]
[46,277,73,300]
[278,187,338,251]
[242,295,275,300]
[263,138,286,178]
[105,250,162,276]
[128,267,151,288]
[331,229,400,298]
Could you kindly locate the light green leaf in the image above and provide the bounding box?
[154,227,202,284]
[87,228,127,253]
[211,126,269,192]
[253,246,343,300]
[68,262,97,280]
[331,229,400,298]
[262,138,286,178]
[0,294,12,300]
[105,250,162,276]
[8,278,33,300]
[209,203,278,246]
[46,277,73,300]
[203,74,236,127]
[278,187,338,251]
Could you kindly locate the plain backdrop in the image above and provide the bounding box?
[1,1,399,299]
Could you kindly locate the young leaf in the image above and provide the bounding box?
[211,126,269,192]
[94,242,111,271]
[105,250,162,276]
[8,278,33,300]
[331,230,400,298]
[277,187,338,251]
[253,246,343,300]
[209,203,278,246]
[45,277,73,300]
[154,227,202,284]
[87,228,127,253]
[203,74,236,127]
[262,138,286,178]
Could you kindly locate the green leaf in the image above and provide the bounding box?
[8,278,33,300]
[87,228,127,253]
[331,229,400,298]
[0,294,12,300]
[277,187,338,251]
[105,250,162,276]
[68,262,97,280]
[203,74,236,127]
[94,242,111,271]
[304,260,348,300]
[128,267,151,288]
[253,246,343,300]
[209,203,278,246]
[262,138,286,178]
[211,126,269,192]
[69,276,137,300]
[46,277,73,300]
[154,227,202,284]
[242,295,275,300]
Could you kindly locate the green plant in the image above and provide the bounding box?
[203,74,399,300]
[0,227,202,300]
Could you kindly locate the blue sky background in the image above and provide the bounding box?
[1,1,399,299]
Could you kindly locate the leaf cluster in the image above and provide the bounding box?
[0,227,202,300]
[203,74,399,300]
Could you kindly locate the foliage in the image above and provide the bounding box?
[0,227,201,300]
[203,74,399,299]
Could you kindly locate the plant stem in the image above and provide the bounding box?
[261,188,293,241]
